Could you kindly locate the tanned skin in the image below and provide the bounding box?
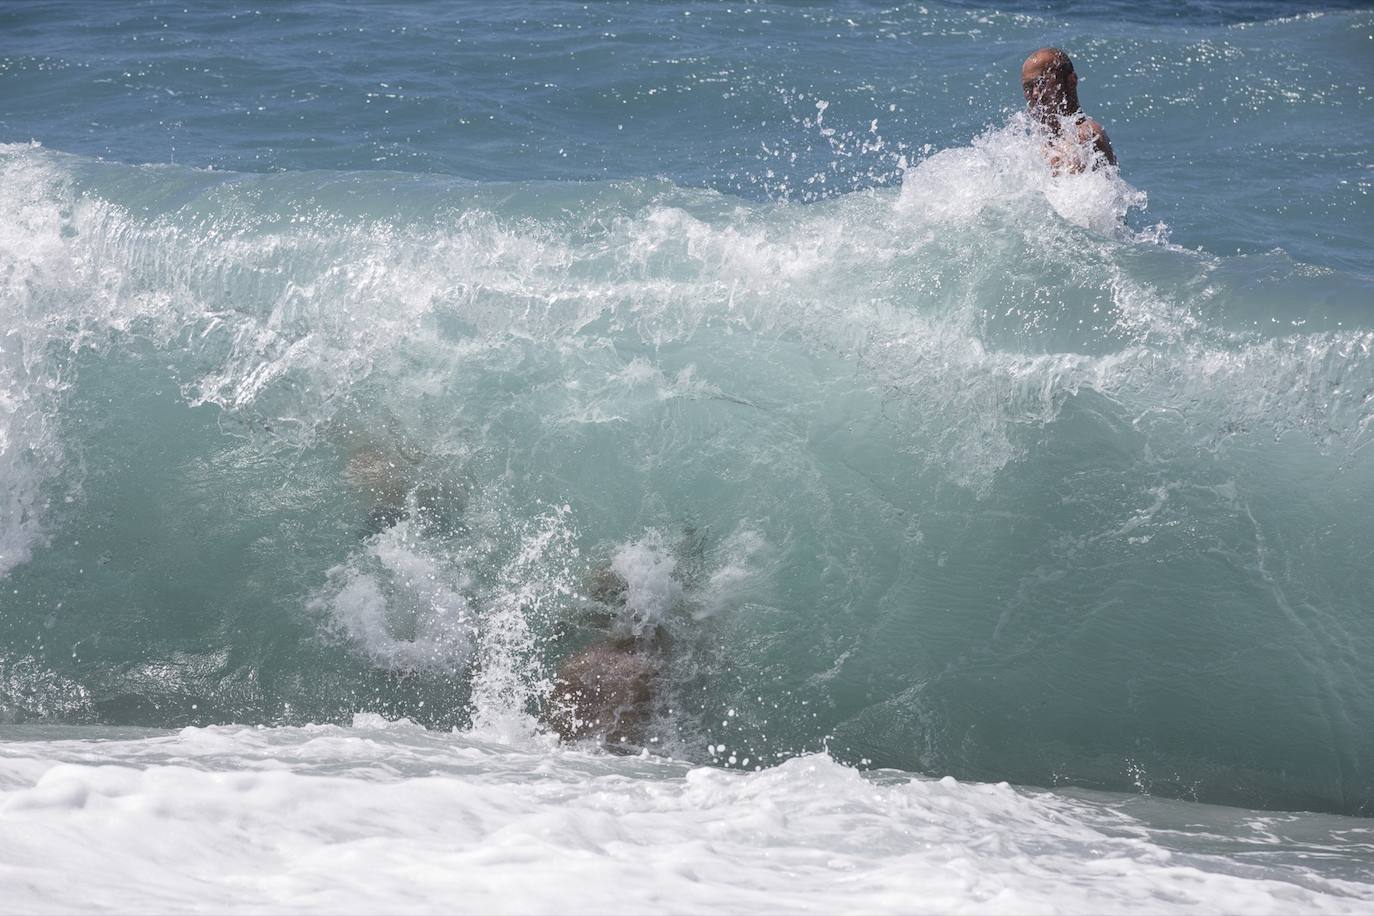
[1021,48,1117,172]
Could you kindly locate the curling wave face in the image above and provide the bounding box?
[0,108,1372,815]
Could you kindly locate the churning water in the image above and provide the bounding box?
[2,1,1373,911]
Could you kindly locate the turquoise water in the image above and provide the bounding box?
[2,0,1373,823]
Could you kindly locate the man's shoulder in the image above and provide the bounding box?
[1075,116,1108,140]
[1075,116,1117,166]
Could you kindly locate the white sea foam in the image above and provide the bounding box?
[0,148,79,577]
[3,127,1371,584]
[696,525,775,620]
[610,532,683,636]
[0,720,1369,915]
[466,504,579,742]
[895,113,1145,236]
[2,134,1372,809]
[309,521,476,673]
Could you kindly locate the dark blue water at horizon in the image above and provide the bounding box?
[3,1,1371,272]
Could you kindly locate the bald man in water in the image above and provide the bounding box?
[1021,48,1116,172]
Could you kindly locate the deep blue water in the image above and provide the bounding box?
[2,1,1373,816]
[4,1,1371,270]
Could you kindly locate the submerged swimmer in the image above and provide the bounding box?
[547,529,707,749]
[334,417,466,537]
[547,635,661,748]
[1021,48,1116,173]
[546,564,667,749]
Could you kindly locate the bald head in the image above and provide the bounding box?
[1023,48,1073,80]
[1021,47,1080,120]
[1018,48,1117,170]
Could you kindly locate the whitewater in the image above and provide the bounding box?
[2,717,1371,915]
[2,1,1373,912]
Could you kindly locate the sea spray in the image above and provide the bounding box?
[467,503,579,741]
[2,4,1373,911]
[308,521,476,673]
[0,100,1371,812]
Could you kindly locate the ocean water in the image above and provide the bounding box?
[2,0,1373,911]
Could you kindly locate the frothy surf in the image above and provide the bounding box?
[1,110,1372,814]
[2,719,1371,915]
[2,5,1374,904]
